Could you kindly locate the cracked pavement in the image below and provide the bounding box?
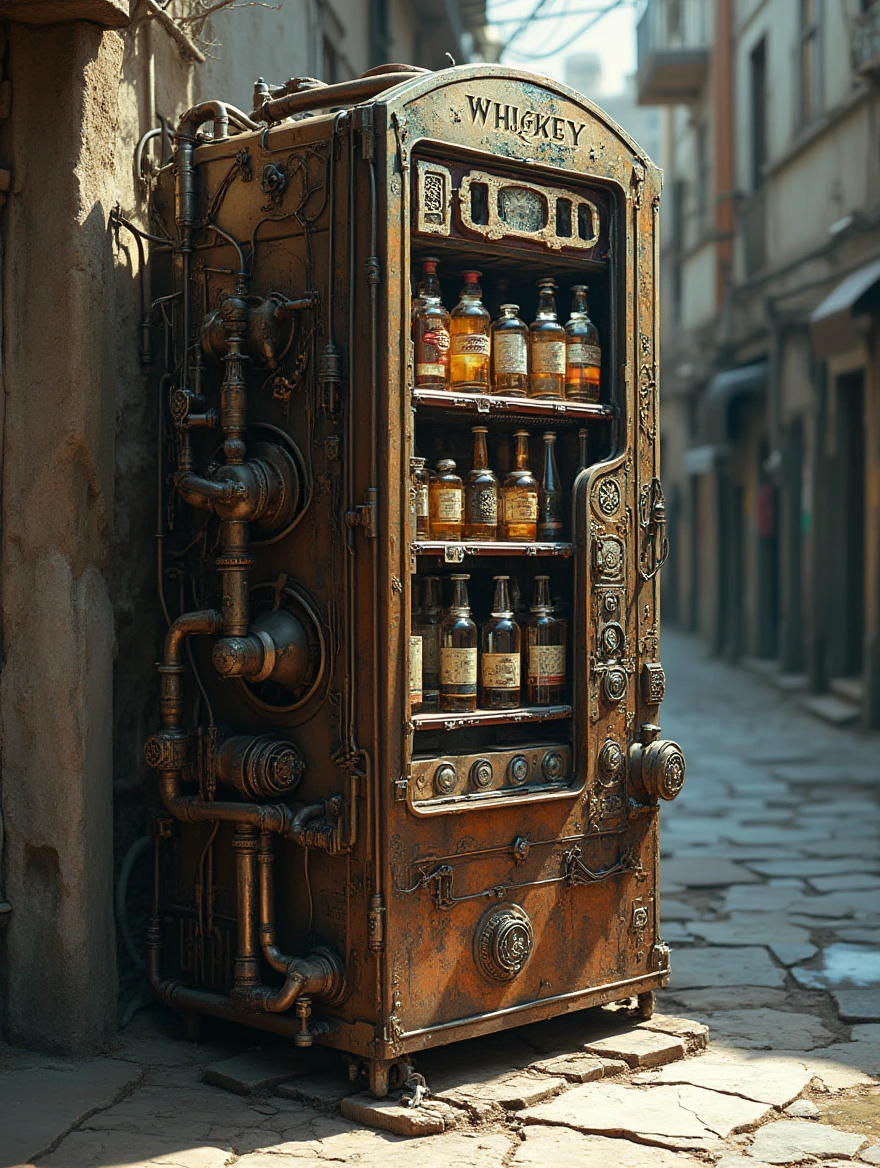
[2,630,879,1167]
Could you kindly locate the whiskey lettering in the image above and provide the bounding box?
[451,334,490,356]
[482,652,521,688]
[465,95,586,147]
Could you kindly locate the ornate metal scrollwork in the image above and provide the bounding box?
[638,477,669,580]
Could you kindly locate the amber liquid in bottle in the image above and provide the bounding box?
[527,575,567,706]
[537,430,563,542]
[417,575,443,711]
[429,459,463,540]
[412,259,451,389]
[410,456,430,538]
[439,574,478,713]
[565,284,601,403]
[464,426,499,541]
[450,270,491,392]
[409,578,423,711]
[481,576,521,710]
[491,303,529,396]
[500,430,539,541]
[529,278,566,399]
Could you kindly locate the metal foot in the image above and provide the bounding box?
[368,1058,392,1098]
[637,990,655,1019]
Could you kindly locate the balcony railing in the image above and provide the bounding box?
[851,5,880,79]
[636,0,710,105]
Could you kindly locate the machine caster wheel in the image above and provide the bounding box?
[637,990,655,1020]
[368,1058,392,1098]
[181,1009,202,1042]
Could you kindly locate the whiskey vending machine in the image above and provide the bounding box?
[142,64,685,1095]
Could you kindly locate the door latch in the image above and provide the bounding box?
[638,477,669,579]
[346,487,378,538]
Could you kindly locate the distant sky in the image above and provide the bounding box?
[484,0,638,94]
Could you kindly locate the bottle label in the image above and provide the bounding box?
[422,630,439,673]
[530,341,566,374]
[409,635,423,699]
[451,333,490,357]
[417,362,447,378]
[466,485,498,526]
[493,333,528,374]
[440,647,478,694]
[414,484,429,518]
[528,644,566,686]
[567,342,601,367]
[433,488,462,522]
[503,488,538,521]
[482,652,521,689]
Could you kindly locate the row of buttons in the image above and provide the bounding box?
[433,749,565,795]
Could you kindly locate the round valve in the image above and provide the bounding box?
[470,758,494,789]
[434,763,457,794]
[632,739,686,802]
[603,667,627,703]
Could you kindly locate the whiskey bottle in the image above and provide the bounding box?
[578,427,589,473]
[450,270,491,392]
[529,278,565,399]
[500,430,539,541]
[410,456,430,538]
[429,459,463,541]
[537,431,563,542]
[490,304,529,396]
[527,575,567,706]
[564,285,601,402]
[412,258,451,389]
[481,576,521,710]
[417,575,443,711]
[410,579,423,712]
[464,426,498,541]
[439,574,478,713]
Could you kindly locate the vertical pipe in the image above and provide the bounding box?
[232,825,260,991]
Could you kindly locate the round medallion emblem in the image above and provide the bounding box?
[475,904,534,982]
[597,479,621,515]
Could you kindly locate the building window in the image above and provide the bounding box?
[799,0,822,126]
[749,38,767,190]
[322,35,339,85]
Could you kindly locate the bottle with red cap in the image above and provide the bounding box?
[449,270,491,392]
[412,258,450,389]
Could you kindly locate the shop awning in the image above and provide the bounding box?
[810,258,880,361]
[704,361,768,445]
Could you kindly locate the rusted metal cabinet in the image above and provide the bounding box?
[144,65,685,1095]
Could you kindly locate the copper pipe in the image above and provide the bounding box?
[258,72,420,124]
[158,610,222,730]
[257,832,287,973]
[232,826,261,991]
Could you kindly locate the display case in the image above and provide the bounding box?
[142,63,685,1096]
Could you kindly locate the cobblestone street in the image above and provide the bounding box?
[2,630,879,1168]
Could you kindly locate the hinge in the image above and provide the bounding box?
[367,893,386,951]
[393,774,408,802]
[345,487,377,538]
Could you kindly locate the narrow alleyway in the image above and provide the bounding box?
[2,631,879,1168]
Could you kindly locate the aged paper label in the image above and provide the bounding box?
[530,341,566,374]
[440,647,478,691]
[451,333,490,356]
[482,652,521,689]
[503,488,538,521]
[434,489,462,521]
[528,644,565,686]
[493,333,528,374]
[409,635,423,698]
[567,342,601,367]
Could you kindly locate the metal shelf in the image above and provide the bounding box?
[413,540,572,560]
[412,704,572,731]
[412,387,614,423]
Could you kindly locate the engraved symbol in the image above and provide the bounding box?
[663,751,685,797]
[541,751,565,781]
[604,592,620,614]
[475,904,534,982]
[470,758,494,789]
[434,763,457,794]
[603,668,627,703]
[597,479,621,515]
[598,740,624,784]
[600,621,625,657]
[508,754,529,786]
[632,905,649,930]
[423,172,444,214]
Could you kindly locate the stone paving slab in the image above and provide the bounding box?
[792,944,880,991]
[745,1117,868,1163]
[660,986,791,1013]
[583,1029,686,1068]
[661,858,763,887]
[339,1094,456,1137]
[276,1073,354,1110]
[202,1049,308,1095]
[510,1125,706,1167]
[635,1048,814,1106]
[639,1014,709,1053]
[528,1052,606,1082]
[518,1080,772,1152]
[668,946,786,990]
[0,1058,143,1168]
[698,1007,837,1051]
[39,1131,233,1168]
[239,1130,514,1168]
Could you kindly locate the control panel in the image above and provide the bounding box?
[410,743,573,811]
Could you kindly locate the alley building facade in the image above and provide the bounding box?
[638,0,880,728]
[0,0,489,1055]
